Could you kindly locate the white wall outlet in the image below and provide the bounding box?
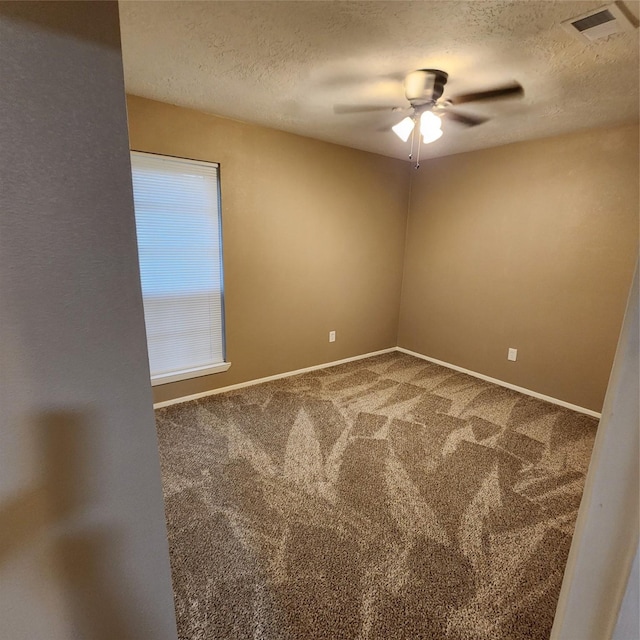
[508,348,518,362]
[329,330,336,343]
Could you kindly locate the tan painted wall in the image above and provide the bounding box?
[126,96,410,404]
[398,124,639,412]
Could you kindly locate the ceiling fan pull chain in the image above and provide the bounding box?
[408,121,416,160]
[415,133,422,169]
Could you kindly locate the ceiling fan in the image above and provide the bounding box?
[335,69,524,167]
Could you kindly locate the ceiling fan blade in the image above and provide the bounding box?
[319,71,406,90]
[443,110,489,127]
[449,83,523,105]
[333,104,402,114]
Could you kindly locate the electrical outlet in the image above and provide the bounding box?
[329,331,336,343]
[508,348,518,362]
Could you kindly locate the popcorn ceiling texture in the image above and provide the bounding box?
[156,351,597,639]
[119,0,639,161]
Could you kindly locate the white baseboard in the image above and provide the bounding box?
[153,347,397,409]
[396,347,601,419]
[154,345,601,418]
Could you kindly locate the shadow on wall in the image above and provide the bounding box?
[0,1,121,49]
[0,411,140,640]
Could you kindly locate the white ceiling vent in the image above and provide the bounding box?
[562,3,636,42]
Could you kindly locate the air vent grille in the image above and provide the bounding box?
[562,3,636,42]
[572,9,615,32]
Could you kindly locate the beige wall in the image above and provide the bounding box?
[398,124,639,412]
[126,96,410,404]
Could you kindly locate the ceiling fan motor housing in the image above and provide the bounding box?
[405,69,449,105]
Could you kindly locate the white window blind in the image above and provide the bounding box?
[130,151,228,386]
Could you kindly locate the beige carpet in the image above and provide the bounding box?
[155,351,597,640]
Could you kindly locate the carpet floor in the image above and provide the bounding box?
[155,351,597,640]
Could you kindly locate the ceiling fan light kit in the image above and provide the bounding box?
[391,116,415,142]
[421,125,443,144]
[391,110,443,166]
[419,111,442,139]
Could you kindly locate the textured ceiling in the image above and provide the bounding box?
[119,1,639,161]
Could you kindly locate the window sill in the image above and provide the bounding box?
[151,362,231,386]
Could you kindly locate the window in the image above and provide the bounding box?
[130,151,229,385]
